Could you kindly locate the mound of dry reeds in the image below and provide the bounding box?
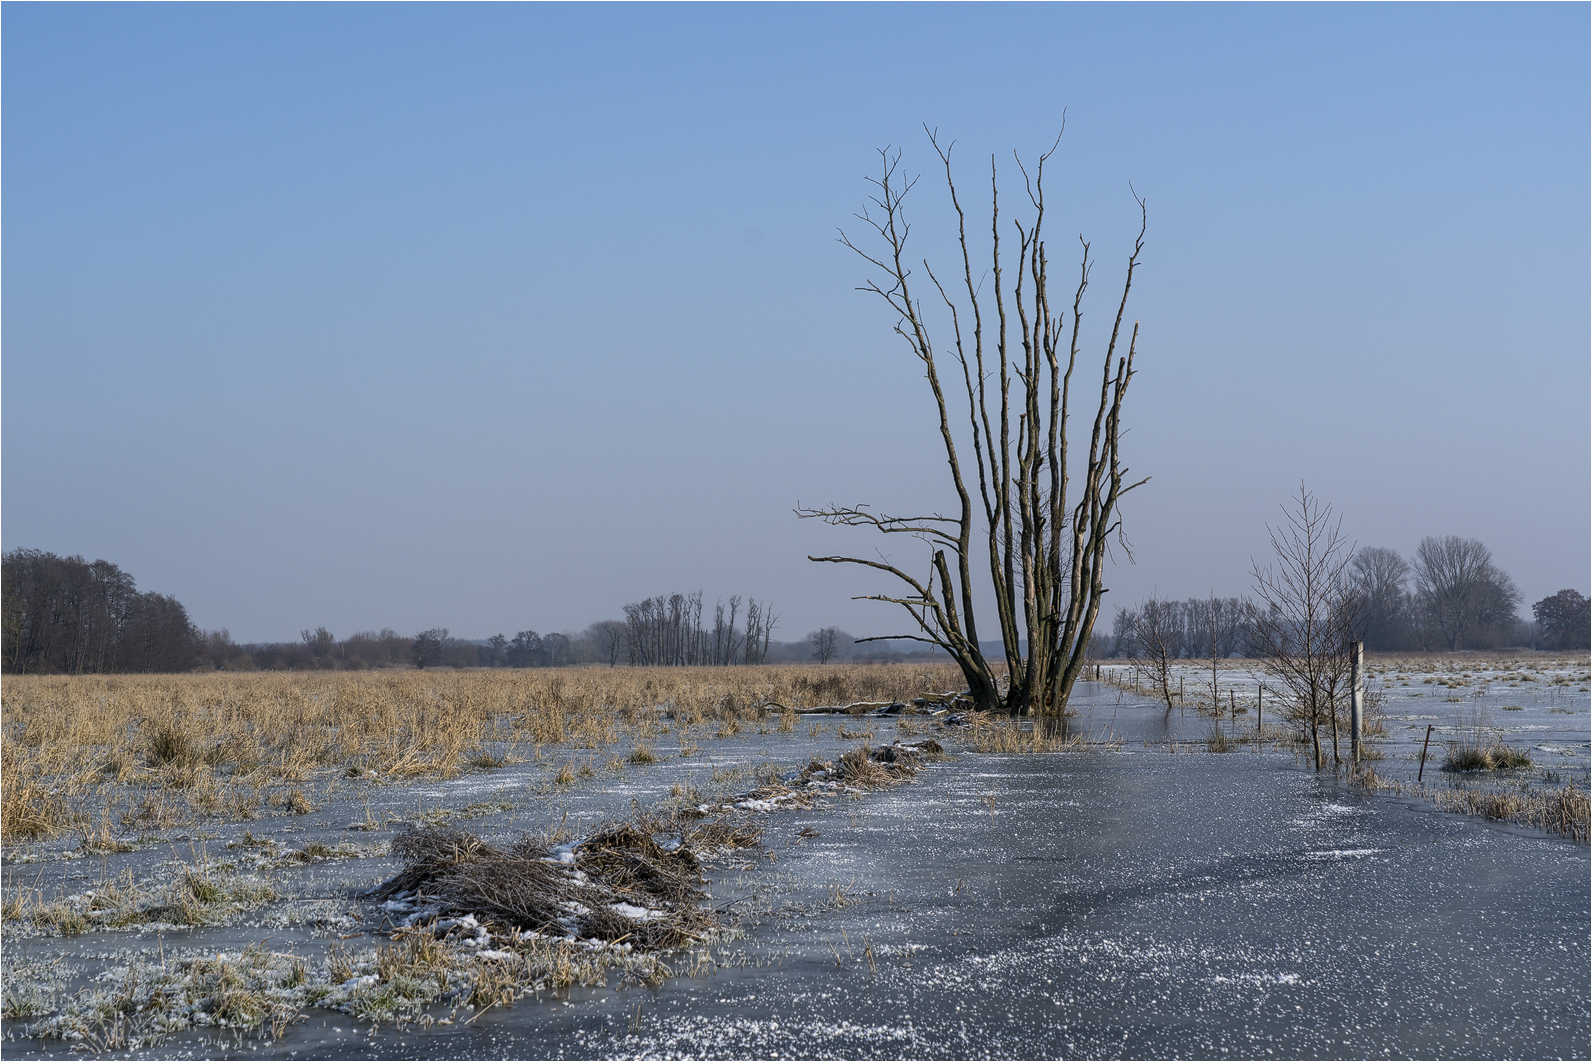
[371,810,762,950]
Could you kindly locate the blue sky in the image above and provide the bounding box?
[4,3,1587,643]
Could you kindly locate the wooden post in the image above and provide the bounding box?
[1178,677,1184,702]
[1418,724,1434,782]
[1257,683,1263,731]
[1350,640,1363,766]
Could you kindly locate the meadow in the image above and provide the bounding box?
[0,663,966,844]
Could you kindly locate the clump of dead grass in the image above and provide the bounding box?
[1440,712,1534,774]
[740,740,947,805]
[2,778,73,841]
[372,809,762,950]
[1442,742,1534,773]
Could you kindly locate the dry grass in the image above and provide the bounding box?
[22,916,663,1050]
[1354,768,1590,842]
[0,664,962,842]
[963,715,1085,754]
[1,778,73,840]
[372,810,763,950]
[1442,742,1534,773]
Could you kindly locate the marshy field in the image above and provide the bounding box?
[1,657,1588,1059]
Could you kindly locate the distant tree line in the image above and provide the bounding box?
[202,591,786,672]
[1,549,204,674]
[1107,597,1247,660]
[1107,535,1588,657]
[1347,536,1528,650]
[11,539,1579,677]
[212,626,612,672]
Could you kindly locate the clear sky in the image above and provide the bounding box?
[4,3,1588,644]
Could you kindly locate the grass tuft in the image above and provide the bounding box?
[1,780,71,841]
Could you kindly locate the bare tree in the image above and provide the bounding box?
[1109,605,1136,658]
[808,627,842,664]
[1198,593,1235,715]
[588,619,627,666]
[1411,536,1521,650]
[1348,546,1412,650]
[301,626,335,666]
[713,597,742,666]
[743,599,776,664]
[1127,597,1179,712]
[800,128,1147,715]
[1245,485,1358,771]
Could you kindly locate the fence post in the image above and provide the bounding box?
[1256,683,1263,731]
[1350,641,1364,766]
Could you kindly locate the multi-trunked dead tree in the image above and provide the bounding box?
[799,129,1147,716]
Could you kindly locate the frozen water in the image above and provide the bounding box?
[4,681,1587,1060]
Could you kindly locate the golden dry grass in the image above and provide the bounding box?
[962,714,1085,754]
[0,663,962,842]
[1354,768,1590,842]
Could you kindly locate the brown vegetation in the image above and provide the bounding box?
[0,663,963,842]
[1354,769,1589,842]
[374,811,763,950]
[963,715,1085,754]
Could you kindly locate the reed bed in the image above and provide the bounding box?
[962,715,1087,754]
[1,664,963,842]
[1354,768,1590,842]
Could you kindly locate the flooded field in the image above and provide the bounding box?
[3,660,1588,1059]
[1102,653,1592,782]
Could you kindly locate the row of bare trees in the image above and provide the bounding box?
[1111,485,1581,772]
[1111,534,1538,668]
[620,592,776,667]
[2,549,205,674]
[1114,487,1363,772]
[1110,597,1245,662]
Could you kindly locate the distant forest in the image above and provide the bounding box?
[0,551,942,674]
[3,542,1584,676]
